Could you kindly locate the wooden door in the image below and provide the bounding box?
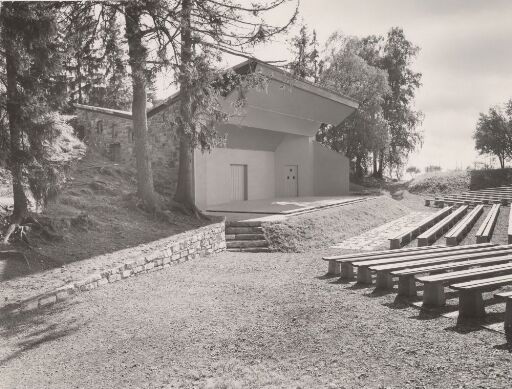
[284,165,298,197]
[230,164,247,201]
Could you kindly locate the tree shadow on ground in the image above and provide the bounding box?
[0,300,86,367]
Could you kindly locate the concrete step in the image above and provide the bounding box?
[228,247,271,253]
[225,226,263,235]
[225,234,265,241]
[234,233,265,240]
[226,240,268,249]
[226,221,262,227]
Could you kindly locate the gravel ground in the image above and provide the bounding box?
[1,250,511,389]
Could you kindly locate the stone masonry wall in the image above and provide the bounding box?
[75,106,181,195]
[12,220,226,313]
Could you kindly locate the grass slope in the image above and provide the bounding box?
[263,195,417,252]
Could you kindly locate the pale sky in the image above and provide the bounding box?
[160,0,512,171]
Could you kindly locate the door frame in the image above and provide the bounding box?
[230,163,248,201]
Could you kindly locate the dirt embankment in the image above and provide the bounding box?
[1,151,208,280]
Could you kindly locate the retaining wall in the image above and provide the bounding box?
[6,220,226,314]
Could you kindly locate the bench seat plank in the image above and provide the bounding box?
[417,206,469,247]
[417,263,512,308]
[475,204,500,243]
[389,207,453,249]
[445,205,484,246]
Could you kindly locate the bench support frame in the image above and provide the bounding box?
[423,283,446,307]
[398,275,417,298]
[339,263,354,280]
[458,290,486,320]
[327,260,342,276]
[375,272,394,290]
[357,267,372,285]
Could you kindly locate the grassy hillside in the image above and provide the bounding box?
[263,195,420,252]
[408,170,470,195]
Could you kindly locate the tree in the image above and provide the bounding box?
[0,2,66,229]
[316,33,390,178]
[358,28,423,178]
[406,165,420,179]
[288,23,321,82]
[474,103,512,169]
[170,0,298,213]
[63,4,131,110]
[425,165,442,173]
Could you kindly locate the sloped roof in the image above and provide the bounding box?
[147,58,359,118]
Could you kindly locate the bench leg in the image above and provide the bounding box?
[375,272,394,290]
[339,263,354,280]
[423,283,446,307]
[356,267,372,285]
[458,290,485,320]
[505,300,512,345]
[327,260,341,275]
[398,276,417,298]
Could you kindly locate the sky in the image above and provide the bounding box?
[160,0,512,171]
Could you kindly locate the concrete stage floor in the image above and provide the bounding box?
[204,196,367,221]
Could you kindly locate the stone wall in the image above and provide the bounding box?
[13,220,226,313]
[75,105,181,195]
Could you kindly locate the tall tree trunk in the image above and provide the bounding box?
[174,0,196,210]
[3,7,28,224]
[124,4,158,211]
[372,151,378,176]
[376,149,385,178]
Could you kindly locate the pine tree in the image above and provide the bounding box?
[0,1,66,226]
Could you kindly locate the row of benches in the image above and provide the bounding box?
[389,203,501,250]
[323,243,512,326]
[425,185,512,207]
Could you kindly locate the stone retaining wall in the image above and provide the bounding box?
[7,220,226,314]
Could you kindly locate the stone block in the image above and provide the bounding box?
[121,270,132,278]
[39,294,57,307]
[144,262,155,271]
[21,299,39,312]
[97,277,108,286]
[108,273,121,283]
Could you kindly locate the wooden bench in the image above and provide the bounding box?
[328,243,494,280]
[417,263,512,307]
[389,207,453,249]
[508,207,512,244]
[475,204,500,243]
[369,247,512,290]
[323,244,445,275]
[450,275,512,320]
[350,243,501,285]
[391,254,512,298]
[445,205,484,246]
[417,206,468,247]
[495,290,512,343]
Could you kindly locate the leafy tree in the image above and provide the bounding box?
[474,103,512,169]
[0,1,67,228]
[425,165,442,173]
[316,34,390,178]
[405,165,420,178]
[358,28,423,178]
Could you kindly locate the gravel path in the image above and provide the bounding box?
[1,250,511,389]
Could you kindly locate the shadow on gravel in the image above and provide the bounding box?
[316,273,339,280]
[328,278,353,285]
[493,343,512,353]
[445,322,483,334]
[0,300,85,367]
